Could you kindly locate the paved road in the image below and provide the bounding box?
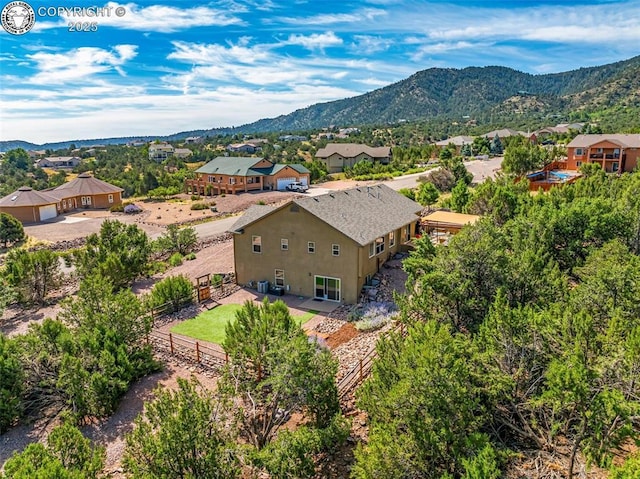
[192,215,240,239]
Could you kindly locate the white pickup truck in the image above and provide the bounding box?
[286,181,309,192]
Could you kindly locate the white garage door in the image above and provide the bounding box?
[277,177,296,190]
[300,177,308,186]
[39,204,57,221]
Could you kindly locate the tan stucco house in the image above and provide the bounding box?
[185,156,310,195]
[0,173,123,223]
[229,184,422,304]
[566,134,640,173]
[315,143,391,173]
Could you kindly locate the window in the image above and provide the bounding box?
[208,175,215,183]
[86,196,91,205]
[229,178,236,184]
[612,162,619,172]
[375,236,385,255]
[275,269,285,287]
[308,241,315,253]
[576,161,582,167]
[81,196,87,206]
[369,242,375,258]
[595,147,603,153]
[108,194,114,203]
[62,200,66,208]
[575,148,584,156]
[281,238,288,251]
[252,235,262,253]
[332,244,340,256]
[405,224,411,241]
[389,231,395,247]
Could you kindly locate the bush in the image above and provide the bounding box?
[0,334,23,433]
[124,203,143,214]
[109,203,124,213]
[190,203,208,211]
[147,275,193,313]
[168,253,183,267]
[184,252,196,260]
[354,302,397,331]
[190,195,200,201]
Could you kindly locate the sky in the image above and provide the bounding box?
[1,0,639,144]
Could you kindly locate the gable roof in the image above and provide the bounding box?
[315,143,391,159]
[230,184,422,246]
[567,134,640,149]
[483,128,524,138]
[50,173,123,198]
[0,186,58,207]
[435,135,474,147]
[195,157,309,176]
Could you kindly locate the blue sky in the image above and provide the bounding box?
[1,0,639,144]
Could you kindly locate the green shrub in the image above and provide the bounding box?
[190,203,208,211]
[168,253,183,267]
[147,275,194,313]
[184,252,196,260]
[0,334,23,433]
[190,195,200,201]
[109,203,124,213]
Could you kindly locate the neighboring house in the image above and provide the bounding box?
[226,143,260,154]
[28,149,46,160]
[50,173,123,211]
[229,184,422,304]
[174,148,193,159]
[315,143,391,173]
[36,156,81,169]
[482,128,526,140]
[278,135,307,141]
[185,157,310,195]
[184,136,203,144]
[0,173,122,223]
[149,143,174,162]
[434,136,474,155]
[0,186,60,223]
[566,134,640,173]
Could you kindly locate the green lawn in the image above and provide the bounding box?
[170,304,318,345]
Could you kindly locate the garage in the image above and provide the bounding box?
[39,204,58,221]
[277,177,297,190]
[300,177,308,186]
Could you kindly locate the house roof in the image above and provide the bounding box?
[567,134,640,149]
[37,156,80,163]
[49,173,123,198]
[315,143,391,159]
[483,128,524,138]
[229,184,422,246]
[435,135,474,147]
[0,186,59,207]
[422,210,480,227]
[196,157,309,176]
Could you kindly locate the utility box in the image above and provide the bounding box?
[257,280,269,293]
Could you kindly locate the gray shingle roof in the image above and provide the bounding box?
[229,184,422,246]
[435,135,474,147]
[567,134,640,148]
[315,143,391,159]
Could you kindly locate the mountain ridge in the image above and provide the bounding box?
[3,55,639,151]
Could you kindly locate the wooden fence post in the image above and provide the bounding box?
[359,358,363,382]
[169,333,174,355]
[225,352,228,364]
[196,342,200,362]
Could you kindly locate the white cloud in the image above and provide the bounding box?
[272,8,387,26]
[48,2,245,33]
[1,85,359,143]
[285,32,343,50]
[26,45,137,85]
[168,40,271,65]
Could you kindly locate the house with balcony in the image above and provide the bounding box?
[229,184,421,304]
[185,156,310,195]
[315,143,391,173]
[566,134,640,173]
[149,142,174,162]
